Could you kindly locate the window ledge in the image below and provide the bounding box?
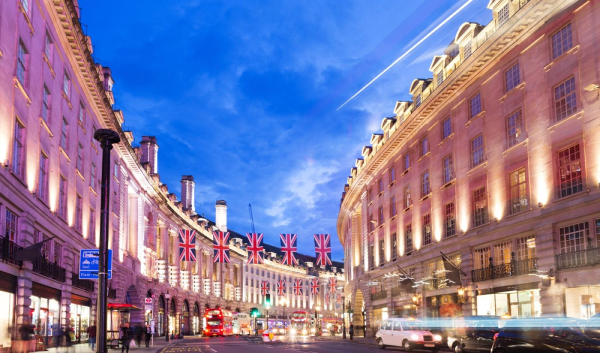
[443,233,457,240]
[389,215,397,222]
[378,191,384,197]
[468,161,488,176]
[9,170,29,189]
[59,147,71,162]
[368,200,374,206]
[42,52,56,77]
[465,111,485,127]
[418,151,431,163]
[62,91,73,110]
[504,207,532,220]
[78,120,87,135]
[18,3,35,35]
[548,110,584,133]
[89,186,98,196]
[502,138,529,157]
[470,222,491,232]
[402,168,410,176]
[438,133,455,147]
[403,206,412,213]
[377,224,384,230]
[420,193,432,202]
[388,181,396,188]
[76,169,84,180]
[91,141,99,154]
[544,44,580,72]
[39,117,54,137]
[13,77,32,106]
[499,81,526,103]
[553,189,587,205]
[440,179,456,190]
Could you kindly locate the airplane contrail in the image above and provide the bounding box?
[337,0,476,111]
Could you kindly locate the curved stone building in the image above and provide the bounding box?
[0,0,343,346]
[338,0,600,337]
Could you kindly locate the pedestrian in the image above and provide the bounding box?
[120,323,133,353]
[63,326,73,353]
[349,324,354,340]
[17,323,32,353]
[144,324,151,347]
[134,324,143,347]
[87,324,97,351]
[52,325,64,353]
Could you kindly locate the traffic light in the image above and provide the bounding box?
[250,307,259,317]
[265,294,271,306]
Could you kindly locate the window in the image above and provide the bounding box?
[472,187,488,227]
[420,136,429,157]
[403,185,411,209]
[38,152,48,203]
[474,247,491,270]
[369,245,375,269]
[391,233,397,259]
[445,202,456,238]
[60,117,68,151]
[469,93,482,119]
[54,243,62,265]
[42,85,51,122]
[505,62,521,92]
[515,235,535,260]
[554,77,577,121]
[79,103,85,124]
[20,0,29,15]
[405,224,413,254]
[421,170,430,197]
[506,110,523,148]
[442,117,452,140]
[89,208,96,243]
[559,222,588,254]
[369,214,375,232]
[464,41,472,60]
[557,144,583,198]
[471,134,484,167]
[378,178,384,194]
[509,168,528,214]
[423,213,432,246]
[498,4,510,26]
[442,155,454,184]
[378,205,384,225]
[390,196,397,218]
[17,40,27,85]
[90,162,96,190]
[379,239,385,264]
[415,94,422,108]
[12,119,25,178]
[44,32,52,59]
[63,73,70,97]
[113,163,119,178]
[77,143,84,173]
[5,209,18,242]
[551,23,573,59]
[494,241,512,265]
[368,187,373,203]
[437,71,444,87]
[404,153,410,171]
[389,166,396,184]
[58,176,67,219]
[75,194,83,233]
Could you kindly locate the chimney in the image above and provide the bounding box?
[181,175,195,212]
[215,200,227,232]
[102,67,114,92]
[140,136,159,174]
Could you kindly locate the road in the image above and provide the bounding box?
[159,336,450,353]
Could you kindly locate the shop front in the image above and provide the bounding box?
[69,295,91,343]
[107,304,140,340]
[192,302,200,335]
[157,296,165,336]
[181,300,190,335]
[475,283,541,318]
[565,285,600,319]
[30,282,61,347]
[372,304,388,330]
[0,272,16,353]
[168,299,177,336]
[425,293,463,318]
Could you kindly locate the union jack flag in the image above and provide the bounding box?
[246,233,264,264]
[178,229,197,262]
[261,281,270,296]
[325,293,330,304]
[310,278,319,295]
[277,279,286,296]
[212,230,230,263]
[336,293,342,305]
[279,234,298,266]
[314,234,332,267]
[328,277,337,293]
[293,279,303,296]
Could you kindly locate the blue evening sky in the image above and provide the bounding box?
[81,0,492,261]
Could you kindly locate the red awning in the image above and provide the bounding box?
[108,303,142,311]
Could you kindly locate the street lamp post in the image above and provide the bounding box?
[342,296,346,339]
[266,305,270,330]
[93,129,120,353]
[315,305,321,335]
[165,293,171,342]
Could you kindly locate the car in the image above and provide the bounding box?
[491,317,600,352]
[375,318,443,352]
[447,316,504,353]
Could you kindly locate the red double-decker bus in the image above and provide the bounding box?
[204,308,233,337]
[290,310,316,336]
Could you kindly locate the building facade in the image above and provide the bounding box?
[0,0,344,348]
[337,0,600,338]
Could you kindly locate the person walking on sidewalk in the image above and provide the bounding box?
[87,325,97,351]
[144,324,152,347]
[349,324,354,341]
[121,323,133,353]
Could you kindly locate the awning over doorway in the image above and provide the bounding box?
[108,303,142,311]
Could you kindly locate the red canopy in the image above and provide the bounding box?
[107,303,142,311]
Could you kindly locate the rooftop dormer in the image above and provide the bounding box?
[361,146,373,159]
[455,22,484,62]
[409,79,432,109]
[429,55,450,89]
[487,0,511,28]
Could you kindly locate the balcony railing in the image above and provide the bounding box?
[471,257,537,283]
[71,272,95,292]
[556,248,600,270]
[33,257,66,283]
[0,237,22,264]
[371,291,387,301]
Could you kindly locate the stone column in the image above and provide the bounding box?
[16,212,36,326]
[537,225,562,315]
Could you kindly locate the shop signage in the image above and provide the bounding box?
[79,249,113,279]
[145,298,153,304]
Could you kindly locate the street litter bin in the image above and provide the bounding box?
[262,329,276,342]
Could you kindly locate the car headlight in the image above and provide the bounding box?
[302,329,308,335]
[411,334,419,340]
[434,335,442,342]
[290,328,297,335]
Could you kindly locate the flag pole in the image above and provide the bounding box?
[440,251,467,276]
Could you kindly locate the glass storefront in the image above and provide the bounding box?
[372,306,387,329]
[426,294,463,318]
[476,288,540,318]
[565,285,600,319]
[0,290,14,351]
[69,303,90,342]
[392,303,417,318]
[30,296,60,345]
[192,303,200,335]
[157,296,165,336]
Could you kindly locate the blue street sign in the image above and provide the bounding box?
[79,249,112,279]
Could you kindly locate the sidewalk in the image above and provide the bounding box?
[316,335,376,346]
[37,338,177,353]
